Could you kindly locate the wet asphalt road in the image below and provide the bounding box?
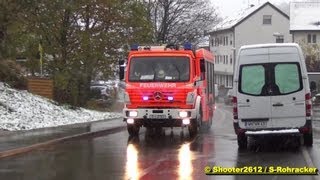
[0,104,319,180]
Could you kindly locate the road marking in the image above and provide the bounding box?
[136,157,169,179]
[302,147,320,180]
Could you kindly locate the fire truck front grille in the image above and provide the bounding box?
[129,90,187,104]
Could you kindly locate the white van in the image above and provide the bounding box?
[233,43,313,149]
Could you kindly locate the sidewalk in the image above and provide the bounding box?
[313,107,320,133]
[0,118,124,152]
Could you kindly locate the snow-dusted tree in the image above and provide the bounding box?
[299,39,320,72]
[20,0,152,106]
[142,0,221,45]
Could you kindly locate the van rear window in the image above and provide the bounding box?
[239,63,302,96]
[275,64,300,94]
[241,65,265,95]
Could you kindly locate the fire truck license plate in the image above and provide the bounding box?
[149,114,167,119]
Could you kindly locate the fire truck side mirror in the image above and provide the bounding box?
[200,59,205,73]
[119,60,125,80]
[200,59,206,80]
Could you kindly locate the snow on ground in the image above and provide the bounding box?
[0,82,122,131]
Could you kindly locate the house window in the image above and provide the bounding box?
[230,55,233,65]
[226,55,228,64]
[226,76,229,87]
[226,36,228,46]
[263,15,272,25]
[308,34,317,43]
[308,34,312,43]
[276,36,284,43]
[313,34,317,43]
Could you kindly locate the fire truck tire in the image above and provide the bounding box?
[189,105,202,137]
[188,120,198,137]
[155,127,163,135]
[145,127,154,136]
[127,124,140,136]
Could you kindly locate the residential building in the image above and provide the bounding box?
[290,1,320,93]
[209,2,290,88]
[290,1,320,71]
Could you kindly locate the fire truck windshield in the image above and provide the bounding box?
[128,56,190,82]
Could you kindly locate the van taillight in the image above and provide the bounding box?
[233,96,238,119]
[305,93,312,117]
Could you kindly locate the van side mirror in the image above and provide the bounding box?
[119,60,125,80]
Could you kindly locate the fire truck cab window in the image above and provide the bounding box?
[129,57,190,82]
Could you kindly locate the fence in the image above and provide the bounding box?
[27,78,54,99]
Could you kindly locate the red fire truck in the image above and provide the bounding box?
[119,43,216,137]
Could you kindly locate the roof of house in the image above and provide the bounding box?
[290,2,320,31]
[211,1,289,33]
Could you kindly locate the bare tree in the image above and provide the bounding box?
[276,2,289,15]
[144,0,221,45]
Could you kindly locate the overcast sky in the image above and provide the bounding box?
[211,0,297,18]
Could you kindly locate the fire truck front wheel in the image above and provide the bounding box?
[127,124,140,136]
[189,105,202,137]
[188,119,198,137]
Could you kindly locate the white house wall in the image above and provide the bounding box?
[234,5,291,59]
[209,4,290,88]
[209,30,235,88]
[292,31,320,44]
[210,30,234,74]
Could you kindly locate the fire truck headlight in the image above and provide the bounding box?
[186,92,195,104]
[182,118,190,125]
[128,111,138,117]
[142,96,149,101]
[179,111,188,118]
[127,118,134,124]
[124,92,130,103]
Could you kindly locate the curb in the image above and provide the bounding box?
[0,117,122,137]
[0,125,126,159]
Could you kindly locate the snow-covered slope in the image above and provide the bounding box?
[0,82,122,131]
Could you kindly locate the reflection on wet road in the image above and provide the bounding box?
[0,104,319,180]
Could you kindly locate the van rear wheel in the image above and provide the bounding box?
[237,134,247,149]
[303,132,313,147]
[127,124,140,136]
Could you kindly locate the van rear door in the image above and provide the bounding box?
[269,47,306,128]
[237,48,271,129]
